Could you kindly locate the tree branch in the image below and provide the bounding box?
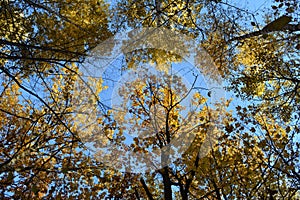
[140,177,154,200]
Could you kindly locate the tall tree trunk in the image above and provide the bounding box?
[162,166,173,200]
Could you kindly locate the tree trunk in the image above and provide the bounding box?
[162,166,173,200]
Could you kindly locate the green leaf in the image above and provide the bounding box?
[31,184,39,194]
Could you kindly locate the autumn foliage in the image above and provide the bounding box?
[0,0,299,199]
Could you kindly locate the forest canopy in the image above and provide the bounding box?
[0,0,299,199]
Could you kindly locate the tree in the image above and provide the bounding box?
[0,0,299,199]
[102,66,222,199]
[0,0,112,199]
